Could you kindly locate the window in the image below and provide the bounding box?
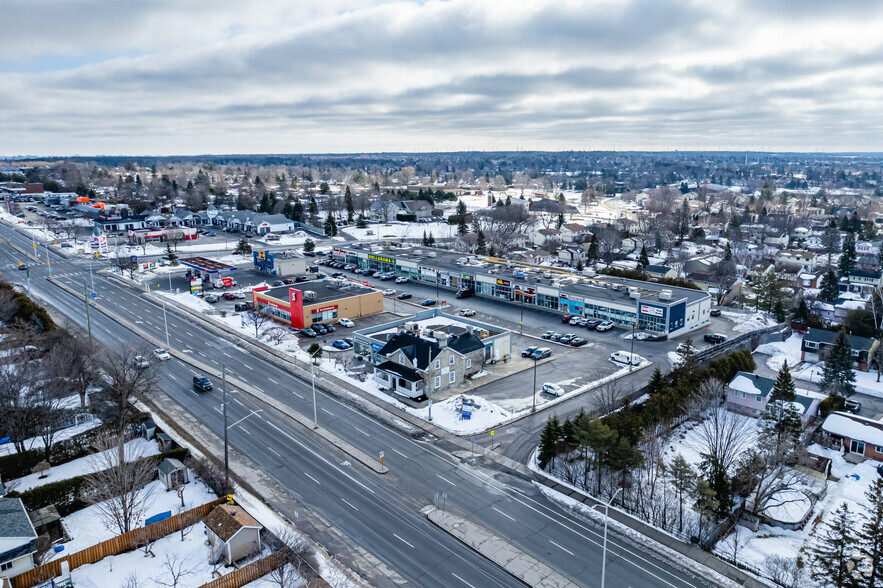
[805,341,818,349]
[850,439,866,455]
[434,376,441,389]
[735,390,746,399]
[400,353,406,364]
[466,359,472,369]
[449,371,455,383]
[449,355,455,365]
[755,395,763,402]
[876,446,883,454]
[434,359,440,370]
[0,561,12,572]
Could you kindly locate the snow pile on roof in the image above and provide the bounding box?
[822,413,883,446]
[728,374,765,397]
[762,489,812,524]
[722,311,778,334]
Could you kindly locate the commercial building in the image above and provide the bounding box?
[252,280,382,329]
[352,309,511,399]
[252,249,308,277]
[332,245,712,338]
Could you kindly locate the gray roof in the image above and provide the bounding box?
[729,371,776,397]
[0,498,37,539]
[376,360,423,382]
[804,328,876,351]
[644,265,672,274]
[158,458,185,476]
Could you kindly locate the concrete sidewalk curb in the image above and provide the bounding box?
[47,275,388,476]
[531,469,768,588]
[425,507,579,588]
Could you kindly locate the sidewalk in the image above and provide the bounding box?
[425,507,580,588]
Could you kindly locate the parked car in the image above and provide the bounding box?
[395,293,412,300]
[559,334,575,344]
[343,337,354,346]
[704,333,728,344]
[596,321,615,332]
[844,400,862,414]
[541,383,564,397]
[570,337,588,347]
[382,288,397,296]
[530,348,552,360]
[610,351,644,366]
[420,299,437,306]
[338,318,355,328]
[295,275,310,283]
[362,269,376,277]
[570,317,587,326]
[584,319,601,329]
[395,276,410,284]
[204,294,219,303]
[459,309,476,317]
[193,375,213,392]
[271,280,285,287]
[205,231,216,237]
[561,314,575,324]
[282,278,296,285]
[133,355,150,368]
[332,340,352,350]
[540,331,556,339]
[153,348,171,361]
[222,292,237,300]
[232,291,246,299]
[324,324,335,333]
[332,272,345,279]
[455,288,475,298]
[312,324,327,335]
[550,333,564,342]
[522,346,539,357]
[299,328,317,337]
[234,302,254,312]
[710,309,722,317]
[302,251,316,257]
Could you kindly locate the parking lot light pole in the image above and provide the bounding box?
[630,321,636,372]
[598,487,623,588]
[532,356,538,412]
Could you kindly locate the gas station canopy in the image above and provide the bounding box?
[177,257,238,273]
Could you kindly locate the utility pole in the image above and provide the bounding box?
[532,356,538,412]
[160,292,171,348]
[44,243,51,276]
[223,365,229,491]
[630,321,636,372]
[83,282,92,346]
[309,347,321,429]
[599,487,623,588]
[25,265,31,298]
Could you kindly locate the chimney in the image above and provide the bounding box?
[230,509,237,516]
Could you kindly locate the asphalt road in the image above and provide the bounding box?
[0,224,719,588]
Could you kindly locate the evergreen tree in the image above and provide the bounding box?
[692,477,719,544]
[669,454,695,534]
[724,242,733,262]
[810,502,859,588]
[822,224,841,267]
[877,245,883,273]
[753,267,782,313]
[861,478,883,588]
[587,233,599,263]
[575,259,584,272]
[646,367,668,396]
[234,239,251,255]
[292,199,305,223]
[281,201,294,220]
[345,185,355,223]
[476,231,488,255]
[772,297,786,322]
[538,414,563,469]
[303,238,315,252]
[422,230,428,246]
[793,297,810,324]
[457,215,469,236]
[820,268,841,303]
[309,196,319,217]
[761,361,802,451]
[819,329,857,398]
[639,244,650,267]
[838,230,857,278]
[165,242,178,263]
[556,212,564,229]
[356,214,367,228]
[324,212,338,237]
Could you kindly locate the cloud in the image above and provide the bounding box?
[1,0,883,154]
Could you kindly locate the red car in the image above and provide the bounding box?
[561,314,575,323]
[283,278,296,285]
[222,292,237,300]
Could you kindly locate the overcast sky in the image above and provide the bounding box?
[3,0,883,156]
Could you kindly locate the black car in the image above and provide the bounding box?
[584,319,601,329]
[522,346,539,357]
[299,328,317,337]
[362,269,376,277]
[570,337,588,347]
[420,299,437,306]
[234,302,254,312]
[302,251,316,257]
[193,376,213,392]
[704,333,728,344]
[710,309,722,317]
[395,293,412,300]
[844,400,862,414]
[324,323,336,333]
[312,324,328,335]
[455,288,475,298]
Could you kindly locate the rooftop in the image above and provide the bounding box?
[203,504,262,542]
[260,279,377,305]
[178,256,238,273]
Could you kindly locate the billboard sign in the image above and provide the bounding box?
[640,304,664,317]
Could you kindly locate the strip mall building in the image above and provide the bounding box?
[252,280,382,328]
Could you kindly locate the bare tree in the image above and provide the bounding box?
[592,375,630,416]
[154,552,199,588]
[689,399,754,474]
[0,332,42,453]
[122,571,140,588]
[263,526,319,587]
[0,288,19,325]
[83,434,158,535]
[244,308,272,339]
[763,554,804,588]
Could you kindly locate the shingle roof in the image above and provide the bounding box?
[804,328,875,351]
[203,504,262,542]
[728,372,776,398]
[378,333,441,370]
[375,361,423,382]
[0,498,37,539]
[447,333,485,355]
[644,265,671,274]
[158,458,185,476]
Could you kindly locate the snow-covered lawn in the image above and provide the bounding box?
[795,363,883,398]
[253,231,311,246]
[0,416,101,457]
[754,332,803,371]
[721,311,779,334]
[343,222,456,241]
[9,437,159,492]
[50,474,218,562]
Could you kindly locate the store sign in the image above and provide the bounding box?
[640,304,664,317]
[333,247,347,257]
[311,305,338,314]
[289,289,298,304]
[369,254,395,264]
[496,279,510,286]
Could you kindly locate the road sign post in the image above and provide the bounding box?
[379,451,384,465]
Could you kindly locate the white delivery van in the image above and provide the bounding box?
[610,350,644,366]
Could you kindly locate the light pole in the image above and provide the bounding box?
[223,365,228,490]
[532,356,538,412]
[598,487,622,588]
[309,347,321,429]
[160,290,171,348]
[83,282,93,347]
[629,321,637,372]
[44,243,51,276]
[519,294,524,334]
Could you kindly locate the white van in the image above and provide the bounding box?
[610,350,644,366]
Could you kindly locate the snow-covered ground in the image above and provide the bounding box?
[344,222,457,241]
[754,332,803,371]
[253,231,311,246]
[9,437,159,492]
[721,311,778,334]
[796,363,883,398]
[0,416,101,457]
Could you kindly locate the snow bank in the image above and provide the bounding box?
[754,333,803,371]
[721,311,778,334]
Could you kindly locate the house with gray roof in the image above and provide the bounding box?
[725,371,819,426]
[801,328,879,371]
[0,497,38,580]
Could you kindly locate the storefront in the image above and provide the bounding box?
[252,282,382,329]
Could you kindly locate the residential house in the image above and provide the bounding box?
[0,497,38,580]
[559,223,592,244]
[204,504,263,565]
[797,272,820,289]
[369,199,404,222]
[848,269,883,298]
[557,247,586,267]
[373,328,485,398]
[764,232,789,249]
[401,200,435,220]
[818,412,883,463]
[725,371,819,426]
[531,228,561,247]
[775,250,816,272]
[800,328,878,371]
[643,265,676,280]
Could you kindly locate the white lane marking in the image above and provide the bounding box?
[451,573,477,588]
[390,447,408,459]
[341,498,359,511]
[242,364,253,371]
[267,447,281,457]
[239,426,251,435]
[291,391,304,399]
[268,378,279,385]
[393,534,414,549]
[436,474,455,485]
[549,540,575,556]
[167,374,177,382]
[321,408,333,415]
[304,472,321,485]
[222,351,232,358]
[352,426,369,437]
[492,507,516,522]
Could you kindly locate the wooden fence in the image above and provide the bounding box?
[12,497,226,588]
[198,549,289,588]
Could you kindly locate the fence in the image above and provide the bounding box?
[11,497,226,588]
[197,549,290,588]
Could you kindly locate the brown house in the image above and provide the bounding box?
[819,412,883,463]
[204,504,263,565]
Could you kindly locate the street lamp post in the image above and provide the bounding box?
[83,282,92,347]
[532,356,538,412]
[222,365,228,490]
[160,291,171,348]
[598,487,623,588]
[629,321,637,372]
[520,295,524,334]
[309,347,321,429]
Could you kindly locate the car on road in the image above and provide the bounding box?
[205,231,216,237]
[459,309,476,317]
[271,280,285,287]
[595,321,615,332]
[530,348,552,360]
[710,309,722,317]
[302,251,316,257]
[570,337,588,347]
[610,350,644,366]
[332,340,352,350]
[338,318,354,328]
[522,346,538,357]
[299,328,317,337]
[193,375,213,392]
[332,272,345,278]
[561,314,575,324]
[844,400,862,414]
[153,348,171,361]
[17,263,27,271]
[312,324,327,335]
[540,331,557,339]
[204,294,219,303]
[382,288,397,296]
[541,383,564,397]
[395,293,412,300]
[222,292,237,300]
[584,319,601,330]
[395,276,410,284]
[420,299,437,306]
[133,355,150,368]
[704,333,728,344]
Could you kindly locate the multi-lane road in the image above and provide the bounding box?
[0,223,719,588]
